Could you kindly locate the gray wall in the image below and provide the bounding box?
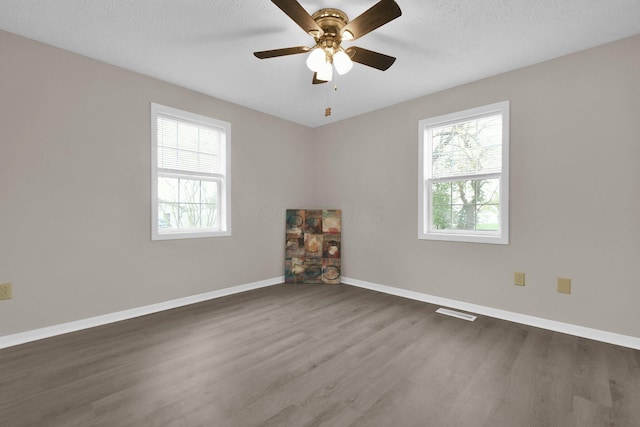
[2,29,639,339]
[0,31,314,335]
[313,35,640,337]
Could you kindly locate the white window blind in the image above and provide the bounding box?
[430,114,503,180]
[157,116,223,175]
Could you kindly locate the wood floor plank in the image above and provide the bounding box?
[1,283,639,426]
[570,395,611,427]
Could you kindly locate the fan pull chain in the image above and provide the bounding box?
[324,70,339,117]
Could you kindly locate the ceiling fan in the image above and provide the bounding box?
[253,0,402,84]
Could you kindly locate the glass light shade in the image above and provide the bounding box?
[306,48,326,72]
[333,50,353,75]
[316,61,333,81]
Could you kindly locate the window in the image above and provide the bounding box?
[419,101,509,244]
[151,103,230,240]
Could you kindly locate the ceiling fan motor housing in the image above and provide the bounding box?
[311,8,349,50]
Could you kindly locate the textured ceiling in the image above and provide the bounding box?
[1,0,639,127]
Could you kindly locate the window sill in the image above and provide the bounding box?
[152,230,231,241]
[418,232,508,245]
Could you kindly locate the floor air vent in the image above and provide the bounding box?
[436,308,477,322]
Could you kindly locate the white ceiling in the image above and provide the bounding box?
[1,0,639,127]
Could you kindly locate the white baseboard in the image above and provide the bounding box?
[342,277,640,350]
[4,276,638,351]
[0,277,283,350]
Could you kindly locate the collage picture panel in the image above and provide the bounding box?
[285,209,341,284]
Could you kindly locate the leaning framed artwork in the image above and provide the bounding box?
[285,209,341,284]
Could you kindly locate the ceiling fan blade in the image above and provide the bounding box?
[345,46,396,71]
[341,0,401,41]
[272,0,324,37]
[312,72,328,84]
[254,46,311,59]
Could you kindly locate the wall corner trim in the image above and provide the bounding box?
[0,277,283,350]
[341,277,640,350]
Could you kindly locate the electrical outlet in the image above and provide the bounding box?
[514,272,525,286]
[557,278,571,294]
[0,283,12,300]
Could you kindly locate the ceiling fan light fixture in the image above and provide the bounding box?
[316,61,333,82]
[333,49,353,75]
[306,48,327,72]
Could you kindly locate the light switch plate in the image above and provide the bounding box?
[557,278,571,294]
[0,283,12,300]
[514,272,525,286]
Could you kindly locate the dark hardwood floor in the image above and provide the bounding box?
[1,283,639,426]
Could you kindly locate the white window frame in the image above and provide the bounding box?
[418,101,509,244]
[151,103,231,240]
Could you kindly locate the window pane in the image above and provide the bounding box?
[158,203,179,230]
[179,203,201,229]
[158,177,179,203]
[449,180,475,206]
[201,204,218,228]
[431,114,502,179]
[476,205,500,231]
[179,179,201,204]
[431,204,451,230]
[477,178,500,205]
[430,178,500,232]
[431,181,451,230]
[158,179,220,231]
[201,180,218,205]
[452,204,476,230]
